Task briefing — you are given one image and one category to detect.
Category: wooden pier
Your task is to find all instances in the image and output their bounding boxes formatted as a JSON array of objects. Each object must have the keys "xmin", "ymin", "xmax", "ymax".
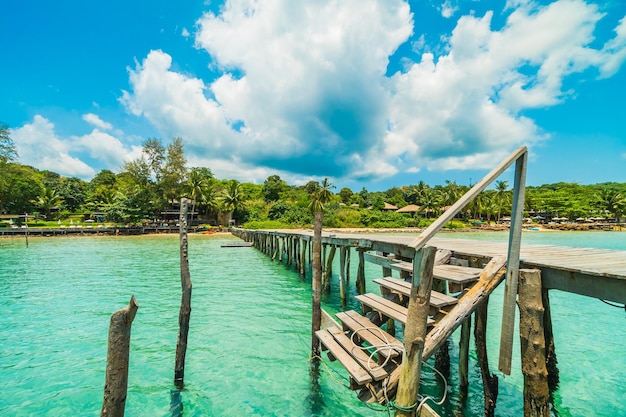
[{"xmin": 233, "ymin": 227, "xmax": 626, "ymax": 415}]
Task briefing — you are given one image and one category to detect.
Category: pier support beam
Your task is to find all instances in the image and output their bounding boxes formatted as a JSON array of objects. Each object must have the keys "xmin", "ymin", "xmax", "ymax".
[
  {"xmin": 518, "ymin": 269, "xmax": 550, "ymax": 417},
  {"xmin": 475, "ymin": 298, "xmax": 498, "ymax": 417},
  {"xmin": 323, "ymin": 245, "xmax": 336, "ymax": 293},
  {"xmin": 356, "ymin": 248, "xmax": 366, "ymax": 295},
  {"xmin": 542, "ymin": 289, "xmax": 559, "ymax": 393},
  {"xmin": 300, "ymin": 239, "xmax": 308, "ymax": 278},
  {"xmin": 395, "ymin": 246, "xmax": 436, "ymax": 417},
  {"xmin": 339, "ymin": 247, "xmax": 348, "ymax": 305},
  {"xmin": 459, "ymin": 315, "xmax": 471, "ymax": 395}
]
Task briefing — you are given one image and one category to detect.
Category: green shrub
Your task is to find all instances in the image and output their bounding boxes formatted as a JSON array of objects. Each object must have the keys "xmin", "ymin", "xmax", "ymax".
[{"xmin": 242, "ymin": 220, "xmax": 297, "ymax": 229}]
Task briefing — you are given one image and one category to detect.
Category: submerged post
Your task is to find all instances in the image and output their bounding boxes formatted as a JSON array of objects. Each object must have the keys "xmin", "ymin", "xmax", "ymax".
[
  {"xmin": 395, "ymin": 246, "xmax": 436, "ymax": 417},
  {"xmin": 356, "ymin": 248, "xmax": 366, "ymax": 295},
  {"xmin": 101, "ymin": 295, "xmax": 139, "ymax": 417},
  {"xmin": 174, "ymin": 198, "xmax": 193, "ymax": 389},
  {"xmin": 311, "ymin": 211, "xmax": 323, "ymax": 357}
]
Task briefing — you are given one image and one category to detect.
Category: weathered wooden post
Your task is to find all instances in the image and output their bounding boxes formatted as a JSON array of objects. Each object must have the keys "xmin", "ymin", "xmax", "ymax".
[
  {"xmin": 322, "ymin": 244, "xmax": 336, "ymax": 293},
  {"xmin": 395, "ymin": 246, "xmax": 436, "ymax": 417},
  {"xmin": 542, "ymin": 289, "xmax": 559, "ymax": 393},
  {"xmin": 339, "ymin": 247, "xmax": 348, "ymax": 305},
  {"xmin": 101, "ymin": 295, "xmax": 139, "ymax": 417},
  {"xmin": 458, "ymin": 316, "xmax": 471, "ymax": 395},
  {"xmin": 174, "ymin": 198, "xmax": 192, "ymax": 389},
  {"xmin": 356, "ymin": 248, "xmax": 366, "ymax": 295},
  {"xmin": 300, "ymin": 239, "xmax": 307, "ymax": 278},
  {"xmin": 475, "ymin": 297, "xmax": 498, "ymax": 417},
  {"xmin": 518, "ymin": 269, "xmax": 550, "ymax": 417},
  {"xmin": 311, "ymin": 212, "xmax": 323, "ymax": 357}
]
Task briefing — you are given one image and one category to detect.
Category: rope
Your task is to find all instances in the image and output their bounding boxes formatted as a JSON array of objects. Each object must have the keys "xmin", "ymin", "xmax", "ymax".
[{"xmin": 599, "ymin": 299, "xmax": 626, "ymax": 312}]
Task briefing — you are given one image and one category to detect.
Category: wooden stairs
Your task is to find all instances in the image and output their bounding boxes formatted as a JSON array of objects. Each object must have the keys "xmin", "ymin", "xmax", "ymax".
[{"xmin": 315, "ymin": 252, "xmax": 507, "ymax": 404}]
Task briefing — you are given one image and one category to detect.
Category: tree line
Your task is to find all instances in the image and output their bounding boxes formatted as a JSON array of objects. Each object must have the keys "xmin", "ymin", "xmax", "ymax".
[{"xmin": 1, "ymin": 125, "xmax": 624, "ymax": 228}]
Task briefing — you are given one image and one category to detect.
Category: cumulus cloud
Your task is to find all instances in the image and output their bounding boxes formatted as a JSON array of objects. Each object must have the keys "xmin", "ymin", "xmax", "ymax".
[
  {"xmin": 119, "ymin": 0, "xmax": 626, "ymax": 183},
  {"xmin": 12, "ymin": 115, "xmax": 141, "ymax": 179}
]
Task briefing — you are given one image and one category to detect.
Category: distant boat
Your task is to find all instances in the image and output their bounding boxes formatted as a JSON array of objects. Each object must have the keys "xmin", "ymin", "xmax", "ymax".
[{"xmin": 221, "ymin": 242, "xmax": 253, "ymax": 247}]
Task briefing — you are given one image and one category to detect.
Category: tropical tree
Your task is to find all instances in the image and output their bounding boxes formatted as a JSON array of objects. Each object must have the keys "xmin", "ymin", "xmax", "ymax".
[
  {"xmin": 160, "ymin": 137, "xmax": 188, "ymax": 204},
  {"xmin": 219, "ymin": 180, "xmax": 246, "ymax": 225},
  {"xmin": 598, "ymin": 189, "xmax": 626, "ymax": 222},
  {"xmin": 0, "ymin": 122, "xmax": 17, "ymax": 163},
  {"xmin": 262, "ymin": 175, "xmax": 286, "ymax": 202},
  {"xmin": 494, "ymin": 180, "xmax": 510, "ymax": 222},
  {"xmin": 186, "ymin": 167, "xmax": 213, "ymax": 222},
  {"xmin": 34, "ymin": 187, "xmax": 63, "ymax": 219},
  {"xmin": 309, "ymin": 178, "xmax": 334, "ymax": 357}
]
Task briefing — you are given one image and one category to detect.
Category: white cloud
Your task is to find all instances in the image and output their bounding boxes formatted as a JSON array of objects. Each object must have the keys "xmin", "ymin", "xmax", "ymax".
[
  {"xmin": 12, "ymin": 115, "xmax": 96, "ymax": 178},
  {"xmin": 12, "ymin": 115, "xmax": 141, "ymax": 179},
  {"xmin": 119, "ymin": 0, "xmax": 626, "ymax": 183},
  {"xmin": 181, "ymin": 27, "xmax": 190, "ymax": 38},
  {"xmin": 440, "ymin": 1, "xmax": 458, "ymax": 18},
  {"xmin": 82, "ymin": 113, "xmax": 113, "ymax": 130}
]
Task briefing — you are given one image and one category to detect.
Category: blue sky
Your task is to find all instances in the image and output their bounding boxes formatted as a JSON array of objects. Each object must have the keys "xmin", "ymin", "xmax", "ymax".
[{"xmin": 2, "ymin": 0, "xmax": 625, "ymax": 191}]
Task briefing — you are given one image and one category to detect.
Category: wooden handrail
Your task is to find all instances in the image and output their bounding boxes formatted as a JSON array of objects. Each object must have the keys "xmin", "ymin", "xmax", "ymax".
[{"xmin": 408, "ymin": 146, "xmax": 527, "ymax": 250}]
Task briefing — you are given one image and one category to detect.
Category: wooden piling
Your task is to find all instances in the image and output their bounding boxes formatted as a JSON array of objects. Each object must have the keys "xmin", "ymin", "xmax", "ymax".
[
  {"xmin": 542, "ymin": 288, "xmax": 559, "ymax": 393},
  {"xmin": 322, "ymin": 245, "xmax": 336, "ymax": 293},
  {"xmin": 395, "ymin": 246, "xmax": 436, "ymax": 417},
  {"xmin": 475, "ymin": 298, "xmax": 498, "ymax": 417},
  {"xmin": 339, "ymin": 247, "xmax": 348, "ymax": 305},
  {"xmin": 101, "ymin": 295, "xmax": 139, "ymax": 417},
  {"xmin": 311, "ymin": 212, "xmax": 323, "ymax": 357},
  {"xmin": 300, "ymin": 239, "xmax": 307, "ymax": 278},
  {"xmin": 459, "ymin": 315, "xmax": 471, "ymax": 395},
  {"xmin": 356, "ymin": 248, "xmax": 366, "ymax": 295},
  {"xmin": 518, "ymin": 269, "xmax": 550, "ymax": 417},
  {"xmin": 174, "ymin": 198, "xmax": 192, "ymax": 389}
]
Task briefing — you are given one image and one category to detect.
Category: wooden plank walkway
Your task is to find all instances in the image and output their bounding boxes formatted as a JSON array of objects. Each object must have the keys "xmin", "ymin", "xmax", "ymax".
[{"xmin": 233, "ymin": 229, "xmax": 626, "ymax": 303}]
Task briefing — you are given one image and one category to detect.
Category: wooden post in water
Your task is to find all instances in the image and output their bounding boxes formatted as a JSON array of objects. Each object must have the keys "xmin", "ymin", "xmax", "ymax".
[
  {"xmin": 518, "ymin": 269, "xmax": 550, "ymax": 417},
  {"xmin": 322, "ymin": 244, "xmax": 336, "ymax": 293},
  {"xmin": 459, "ymin": 316, "xmax": 471, "ymax": 395},
  {"xmin": 542, "ymin": 288, "xmax": 559, "ymax": 392},
  {"xmin": 339, "ymin": 247, "xmax": 348, "ymax": 305},
  {"xmin": 300, "ymin": 239, "xmax": 307, "ymax": 278},
  {"xmin": 475, "ymin": 298, "xmax": 498, "ymax": 417},
  {"xmin": 311, "ymin": 212, "xmax": 323, "ymax": 357},
  {"xmin": 356, "ymin": 248, "xmax": 366, "ymax": 295},
  {"xmin": 174, "ymin": 198, "xmax": 192, "ymax": 389},
  {"xmin": 101, "ymin": 295, "xmax": 139, "ymax": 417},
  {"xmin": 395, "ymin": 246, "xmax": 436, "ymax": 417}
]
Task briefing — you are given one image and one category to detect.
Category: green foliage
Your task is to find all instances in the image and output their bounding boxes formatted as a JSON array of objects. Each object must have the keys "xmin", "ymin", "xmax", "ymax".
[
  {"xmin": 242, "ymin": 220, "xmax": 298, "ymax": 229},
  {"xmin": 262, "ymin": 175, "xmax": 286, "ymax": 202},
  {"xmin": 0, "ymin": 122, "xmax": 17, "ymax": 163}
]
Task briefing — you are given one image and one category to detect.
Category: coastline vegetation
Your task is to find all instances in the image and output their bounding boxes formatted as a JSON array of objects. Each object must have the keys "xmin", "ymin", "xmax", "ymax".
[{"xmin": 1, "ymin": 128, "xmax": 625, "ymax": 230}]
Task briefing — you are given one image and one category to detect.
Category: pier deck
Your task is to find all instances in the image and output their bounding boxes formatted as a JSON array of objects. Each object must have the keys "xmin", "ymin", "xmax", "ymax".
[{"xmin": 234, "ymin": 229, "xmax": 626, "ymax": 304}]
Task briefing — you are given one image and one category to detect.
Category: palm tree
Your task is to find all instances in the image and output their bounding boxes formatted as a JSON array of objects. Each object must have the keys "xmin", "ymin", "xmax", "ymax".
[
  {"xmin": 420, "ymin": 188, "xmax": 441, "ymax": 218},
  {"xmin": 186, "ymin": 169, "xmax": 210, "ymax": 223},
  {"xmin": 219, "ymin": 180, "xmax": 245, "ymax": 226},
  {"xmin": 34, "ymin": 187, "xmax": 63, "ymax": 219},
  {"xmin": 598, "ymin": 189, "xmax": 626, "ymax": 224},
  {"xmin": 309, "ymin": 178, "xmax": 334, "ymax": 356},
  {"xmin": 494, "ymin": 180, "xmax": 510, "ymax": 222}
]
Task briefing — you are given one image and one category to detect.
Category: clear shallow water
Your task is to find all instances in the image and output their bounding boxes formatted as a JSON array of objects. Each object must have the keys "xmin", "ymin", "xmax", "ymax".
[{"xmin": 0, "ymin": 231, "xmax": 624, "ymax": 416}]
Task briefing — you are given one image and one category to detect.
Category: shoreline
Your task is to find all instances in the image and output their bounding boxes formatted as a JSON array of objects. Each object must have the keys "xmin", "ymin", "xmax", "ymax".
[{"xmin": 1, "ymin": 223, "xmax": 622, "ymax": 240}]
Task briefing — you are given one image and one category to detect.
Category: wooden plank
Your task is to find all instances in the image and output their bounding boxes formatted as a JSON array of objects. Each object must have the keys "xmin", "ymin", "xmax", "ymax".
[
  {"xmin": 326, "ymin": 326, "xmax": 388, "ymax": 381},
  {"xmin": 373, "ymin": 277, "xmax": 457, "ymax": 308},
  {"xmin": 336, "ymin": 310, "xmax": 401, "ymax": 359},
  {"xmin": 355, "ymin": 293, "xmax": 435, "ymax": 326},
  {"xmin": 315, "ymin": 329, "xmax": 372, "ymax": 387}
]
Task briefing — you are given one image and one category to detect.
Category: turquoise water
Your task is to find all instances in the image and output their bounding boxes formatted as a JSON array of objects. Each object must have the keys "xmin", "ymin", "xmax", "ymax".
[{"xmin": 0, "ymin": 231, "xmax": 624, "ymax": 416}]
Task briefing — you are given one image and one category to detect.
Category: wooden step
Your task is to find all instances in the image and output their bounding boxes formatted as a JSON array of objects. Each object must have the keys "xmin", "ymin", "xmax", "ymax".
[
  {"xmin": 373, "ymin": 276, "xmax": 457, "ymax": 314},
  {"xmin": 389, "ymin": 262, "xmax": 482, "ymax": 292},
  {"xmin": 335, "ymin": 310, "xmax": 401, "ymax": 360},
  {"xmin": 316, "ymin": 328, "xmax": 372, "ymax": 388},
  {"xmin": 326, "ymin": 326, "xmax": 389, "ymax": 381},
  {"xmin": 355, "ymin": 293, "xmax": 435, "ymax": 327}
]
